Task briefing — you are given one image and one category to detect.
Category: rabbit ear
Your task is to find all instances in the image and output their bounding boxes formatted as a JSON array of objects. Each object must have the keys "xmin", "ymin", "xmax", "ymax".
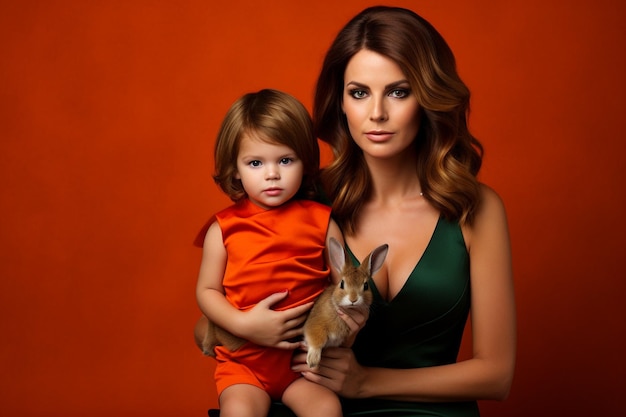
[
  {"xmin": 328, "ymin": 237, "xmax": 346, "ymax": 273},
  {"xmin": 365, "ymin": 244, "xmax": 389, "ymax": 276}
]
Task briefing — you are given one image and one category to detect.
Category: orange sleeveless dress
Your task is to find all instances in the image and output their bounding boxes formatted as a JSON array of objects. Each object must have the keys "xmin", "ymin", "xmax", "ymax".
[{"xmin": 212, "ymin": 198, "xmax": 331, "ymax": 400}]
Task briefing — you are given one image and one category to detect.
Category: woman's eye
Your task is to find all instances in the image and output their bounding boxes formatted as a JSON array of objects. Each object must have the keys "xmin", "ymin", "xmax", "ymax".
[
  {"xmin": 389, "ymin": 89, "xmax": 409, "ymax": 98},
  {"xmin": 350, "ymin": 89, "xmax": 368, "ymax": 99}
]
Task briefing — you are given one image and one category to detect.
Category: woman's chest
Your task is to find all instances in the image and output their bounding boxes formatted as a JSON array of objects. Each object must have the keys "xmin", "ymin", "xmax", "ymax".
[{"xmin": 348, "ymin": 206, "xmax": 439, "ymax": 301}]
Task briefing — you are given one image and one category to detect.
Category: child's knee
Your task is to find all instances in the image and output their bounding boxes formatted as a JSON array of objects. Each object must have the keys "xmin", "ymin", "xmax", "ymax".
[
  {"xmin": 220, "ymin": 384, "xmax": 271, "ymax": 417},
  {"xmin": 282, "ymin": 378, "xmax": 342, "ymax": 417}
]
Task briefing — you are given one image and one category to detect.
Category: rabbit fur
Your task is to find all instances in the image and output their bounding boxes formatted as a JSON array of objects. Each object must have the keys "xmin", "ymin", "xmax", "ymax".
[
  {"xmin": 303, "ymin": 237, "xmax": 388, "ymax": 369},
  {"xmin": 200, "ymin": 315, "xmax": 245, "ymax": 357}
]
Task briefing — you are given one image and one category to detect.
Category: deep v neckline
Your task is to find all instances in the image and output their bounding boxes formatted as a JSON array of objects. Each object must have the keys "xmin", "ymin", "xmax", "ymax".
[{"xmin": 346, "ymin": 216, "xmax": 443, "ymax": 304}]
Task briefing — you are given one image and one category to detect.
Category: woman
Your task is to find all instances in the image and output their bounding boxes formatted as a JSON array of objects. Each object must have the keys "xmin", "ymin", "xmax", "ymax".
[
  {"xmin": 203, "ymin": 6, "xmax": 515, "ymax": 417},
  {"xmin": 289, "ymin": 6, "xmax": 516, "ymax": 416}
]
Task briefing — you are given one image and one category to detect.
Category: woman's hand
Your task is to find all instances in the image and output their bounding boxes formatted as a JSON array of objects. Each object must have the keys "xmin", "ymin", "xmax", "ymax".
[
  {"xmin": 292, "ymin": 346, "xmax": 368, "ymax": 398},
  {"xmin": 337, "ymin": 306, "xmax": 369, "ymax": 347},
  {"xmin": 241, "ymin": 291, "xmax": 313, "ymax": 349},
  {"xmin": 287, "ymin": 301, "xmax": 370, "ymax": 396}
]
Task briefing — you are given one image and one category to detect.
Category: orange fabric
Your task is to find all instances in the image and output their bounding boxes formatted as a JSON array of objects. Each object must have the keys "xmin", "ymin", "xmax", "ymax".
[
  {"xmin": 212, "ymin": 198, "xmax": 332, "ymax": 399},
  {"xmin": 213, "ymin": 344, "xmax": 300, "ymax": 400},
  {"xmin": 216, "ymin": 199, "xmax": 331, "ymax": 311}
]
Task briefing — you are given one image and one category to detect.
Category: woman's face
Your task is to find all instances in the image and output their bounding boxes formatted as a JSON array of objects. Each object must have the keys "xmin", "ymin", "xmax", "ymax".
[{"xmin": 342, "ymin": 49, "xmax": 420, "ymax": 161}]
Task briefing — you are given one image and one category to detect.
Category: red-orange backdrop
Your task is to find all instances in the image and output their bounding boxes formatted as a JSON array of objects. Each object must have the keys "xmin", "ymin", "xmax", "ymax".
[{"xmin": 1, "ymin": 1, "xmax": 624, "ymax": 416}]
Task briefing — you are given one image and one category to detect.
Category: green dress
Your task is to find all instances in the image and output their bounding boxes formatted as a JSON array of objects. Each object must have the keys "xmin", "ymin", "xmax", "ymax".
[{"xmin": 341, "ymin": 216, "xmax": 479, "ymax": 417}]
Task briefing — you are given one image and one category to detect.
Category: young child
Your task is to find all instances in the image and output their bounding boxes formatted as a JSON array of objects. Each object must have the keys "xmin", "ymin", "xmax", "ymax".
[{"xmin": 195, "ymin": 89, "xmax": 343, "ymax": 417}]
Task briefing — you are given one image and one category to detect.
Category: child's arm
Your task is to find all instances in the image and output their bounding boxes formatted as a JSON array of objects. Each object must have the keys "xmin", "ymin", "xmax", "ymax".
[
  {"xmin": 195, "ymin": 221, "xmax": 235, "ymax": 335},
  {"xmin": 196, "ymin": 221, "xmax": 311, "ymax": 349}
]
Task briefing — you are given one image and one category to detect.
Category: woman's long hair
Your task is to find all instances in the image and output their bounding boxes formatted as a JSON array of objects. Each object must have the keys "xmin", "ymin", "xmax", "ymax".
[{"xmin": 315, "ymin": 6, "xmax": 483, "ymax": 235}]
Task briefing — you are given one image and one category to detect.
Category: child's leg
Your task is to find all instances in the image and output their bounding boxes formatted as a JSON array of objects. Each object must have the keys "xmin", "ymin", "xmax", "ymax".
[
  {"xmin": 282, "ymin": 377, "xmax": 342, "ymax": 417},
  {"xmin": 219, "ymin": 384, "xmax": 271, "ymax": 417}
]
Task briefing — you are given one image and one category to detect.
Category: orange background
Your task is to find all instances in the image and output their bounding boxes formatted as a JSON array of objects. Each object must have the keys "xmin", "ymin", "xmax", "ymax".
[{"xmin": 1, "ymin": 1, "xmax": 624, "ymax": 416}]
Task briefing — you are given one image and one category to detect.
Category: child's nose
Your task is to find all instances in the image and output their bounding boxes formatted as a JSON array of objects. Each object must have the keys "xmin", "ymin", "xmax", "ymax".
[{"xmin": 265, "ymin": 165, "xmax": 280, "ymax": 180}]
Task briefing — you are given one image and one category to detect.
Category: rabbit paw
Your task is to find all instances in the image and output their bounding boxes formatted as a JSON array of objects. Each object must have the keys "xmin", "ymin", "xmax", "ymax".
[{"xmin": 306, "ymin": 348, "xmax": 322, "ymax": 369}]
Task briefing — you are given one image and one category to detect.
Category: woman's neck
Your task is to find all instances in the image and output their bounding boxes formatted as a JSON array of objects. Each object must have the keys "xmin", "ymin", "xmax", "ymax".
[{"xmin": 365, "ymin": 154, "xmax": 422, "ymax": 205}]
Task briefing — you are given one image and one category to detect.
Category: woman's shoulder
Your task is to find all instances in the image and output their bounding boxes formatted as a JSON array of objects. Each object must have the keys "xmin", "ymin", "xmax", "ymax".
[
  {"xmin": 462, "ymin": 183, "xmax": 508, "ymax": 246},
  {"xmin": 478, "ymin": 183, "xmax": 506, "ymax": 211}
]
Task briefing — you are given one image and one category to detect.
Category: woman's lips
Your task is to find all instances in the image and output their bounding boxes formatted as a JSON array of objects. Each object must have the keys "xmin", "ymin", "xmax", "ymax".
[{"xmin": 365, "ymin": 131, "xmax": 393, "ymax": 142}]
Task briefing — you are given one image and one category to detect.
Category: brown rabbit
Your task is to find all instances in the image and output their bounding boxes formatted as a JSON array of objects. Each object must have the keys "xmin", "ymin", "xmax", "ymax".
[
  {"xmin": 303, "ymin": 237, "xmax": 388, "ymax": 369},
  {"xmin": 200, "ymin": 316, "xmax": 246, "ymax": 357}
]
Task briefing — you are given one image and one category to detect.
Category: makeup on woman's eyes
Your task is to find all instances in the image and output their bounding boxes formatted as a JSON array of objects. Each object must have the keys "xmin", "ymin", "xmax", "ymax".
[
  {"xmin": 347, "ymin": 88, "xmax": 368, "ymax": 99},
  {"xmin": 388, "ymin": 88, "xmax": 411, "ymax": 98},
  {"xmin": 345, "ymin": 82, "xmax": 412, "ymax": 99}
]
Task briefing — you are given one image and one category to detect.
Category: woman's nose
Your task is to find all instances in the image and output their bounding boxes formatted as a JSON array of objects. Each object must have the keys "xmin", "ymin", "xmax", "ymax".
[{"xmin": 369, "ymin": 97, "xmax": 388, "ymax": 121}]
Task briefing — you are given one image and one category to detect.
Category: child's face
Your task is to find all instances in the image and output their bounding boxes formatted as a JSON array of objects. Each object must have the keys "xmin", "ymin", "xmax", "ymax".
[{"xmin": 235, "ymin": 133, "xmax": 303, "ymax": 210}]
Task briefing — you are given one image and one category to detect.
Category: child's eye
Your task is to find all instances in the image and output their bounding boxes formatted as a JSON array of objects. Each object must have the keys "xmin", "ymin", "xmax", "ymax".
[
  {"xmin": 248, "ymin": 160, "xmax": 262, "ymax": 167},
  {"xmin": 279, "ymin": 158, "xmax": 293, "ymax": 165}
]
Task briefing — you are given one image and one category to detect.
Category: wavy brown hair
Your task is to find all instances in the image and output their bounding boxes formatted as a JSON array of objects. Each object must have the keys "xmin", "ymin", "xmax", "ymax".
[
  {"xmin": 213, "ymin": 89, "xmax": 319, "ymax": 202},
  {"xmin": 315, "ymin": 6, "xmax": 483, "ymax": 235}
]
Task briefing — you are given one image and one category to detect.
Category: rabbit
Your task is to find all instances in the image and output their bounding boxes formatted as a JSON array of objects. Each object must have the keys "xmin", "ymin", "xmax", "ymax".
[
  {"xmin": 200, "ymin": 315, "xmax": 246, "ymax": 357},
  {"xmin": 303, "ymin": 237, "xmax": 388, "ymax": 369}
]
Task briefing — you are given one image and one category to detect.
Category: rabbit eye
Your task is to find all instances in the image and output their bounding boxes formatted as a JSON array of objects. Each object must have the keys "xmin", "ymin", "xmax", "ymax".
[
  {"xmin": 363, "ymin": 281, "xmax": 369, "ymax": 291},
  {"xmin": 339, "ymin": 280, "xmax": 345, "ymax": 289}
]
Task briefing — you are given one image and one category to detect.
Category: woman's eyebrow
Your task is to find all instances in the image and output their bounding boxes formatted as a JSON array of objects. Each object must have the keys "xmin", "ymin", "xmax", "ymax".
[
  {"xmin": 385, "ymin": 80, "xmax": 410, "ymax": 88},
  {"xmin": 344, "ymin": 80, "xmax": 410, "ymax": 89},
  {"xmin": 345, "ymin": 81, "xmax": 368, "ymax": 88}
]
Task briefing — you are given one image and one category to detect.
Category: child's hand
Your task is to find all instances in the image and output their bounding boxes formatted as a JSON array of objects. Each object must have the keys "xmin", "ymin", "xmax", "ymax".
[{"xmin": 242, "ymin": 291, "xmax": 313, "ymax": 349}]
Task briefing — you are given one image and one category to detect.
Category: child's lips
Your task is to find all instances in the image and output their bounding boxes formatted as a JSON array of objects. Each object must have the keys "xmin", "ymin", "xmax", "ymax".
[{"xmin": 263, "ymin": 187, "xmax": 282, "ymax": 196}]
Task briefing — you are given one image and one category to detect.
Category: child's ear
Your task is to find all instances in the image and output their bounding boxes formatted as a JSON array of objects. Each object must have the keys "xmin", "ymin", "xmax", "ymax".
[{"xmin": 234, "ymin": 171, "xmax": 241, "ymax": 179}]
